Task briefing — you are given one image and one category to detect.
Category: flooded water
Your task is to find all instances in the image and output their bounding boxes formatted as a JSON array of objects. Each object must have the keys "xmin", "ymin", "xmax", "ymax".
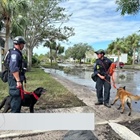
[{"xmin": 44, "ymin": 66, "xmax": 140, "ymax": 112}]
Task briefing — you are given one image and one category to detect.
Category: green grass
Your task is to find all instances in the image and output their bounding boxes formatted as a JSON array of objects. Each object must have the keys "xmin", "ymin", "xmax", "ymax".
[{"xmin": 0, "ymin": 68, "xmax": 85, "ymax": 111}]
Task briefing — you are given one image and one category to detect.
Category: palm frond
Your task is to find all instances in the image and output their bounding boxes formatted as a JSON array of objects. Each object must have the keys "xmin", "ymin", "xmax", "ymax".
[{"xmin": 116, "ymin": 0, "xmax": 140, "ymax": 15}]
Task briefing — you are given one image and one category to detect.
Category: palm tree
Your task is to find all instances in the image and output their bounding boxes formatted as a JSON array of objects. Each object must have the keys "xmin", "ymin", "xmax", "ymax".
[
  {"xmin": 58, "ymin": 46, "xmax": 64, "ymax": 54},
  {"xmin": 116, "ymin": 0, "xmax": 140, "ymax": 15},
  {"xmin": 107, "ymin": 41, "xmax": 116, "ymax": 55},
  {"xmin": 108, "ymin": 38, "xmax": 126, "ymax": 68},
  {"xmin": 44, "ymin": 40, "xmax": 56, "ymax": 66},
  {"xmin": 54, "ymin": 43, "xmax": 60, "ymax": 63},
  {"xmin": 125, "ymin": 33, "xmax": 140, "ymax": 67},
  {"xmin": 0, "ymin": 0, "xmax": 29, "ymax": 52},
  {"xmin": 116, "ymin": 1, "xmax": 140, "ymax": 66},
  {"xmin": 54, "ymin": 43, "xmax": 64, "ymax": 62}
]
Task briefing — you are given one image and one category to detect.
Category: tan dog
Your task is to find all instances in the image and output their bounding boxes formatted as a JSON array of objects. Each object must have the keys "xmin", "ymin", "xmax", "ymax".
[{"xmin": 111, "ymin": 86, "xmax": 140, "ymax": 116}]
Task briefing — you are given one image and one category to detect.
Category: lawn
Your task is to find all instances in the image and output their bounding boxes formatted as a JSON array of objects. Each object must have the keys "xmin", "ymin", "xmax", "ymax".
[{"xmin": 0, "ymin": 68, "xmax": 85, "ymax": 112}]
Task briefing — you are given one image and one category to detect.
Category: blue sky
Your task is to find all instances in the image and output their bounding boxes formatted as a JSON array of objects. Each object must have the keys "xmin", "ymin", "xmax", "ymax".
[{"xmin": 33, "ymin": 0, "xmax": 140, "ymax": 55}]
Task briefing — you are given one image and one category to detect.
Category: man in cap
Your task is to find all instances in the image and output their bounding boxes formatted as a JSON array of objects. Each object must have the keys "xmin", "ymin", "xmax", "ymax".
[
  {"xmin": 8, "ymin": 36, "xmax": 26, "ymax": 113},
  {"xmin": 93, "ymin": 49, "xmax": 112, "ymax": 108}
]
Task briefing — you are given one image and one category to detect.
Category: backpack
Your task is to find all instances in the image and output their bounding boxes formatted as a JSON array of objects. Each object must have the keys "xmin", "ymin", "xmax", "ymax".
[
  {"xmin": 1, "ymin": 49, "xmax": 12, "ymax": 83},
  {"xmin": 108, "ymin": 63, "xmax": 116, "ymax": 76},
  {"xmin": 91, "ymin": 73, "xmax": 97, "ymax": 82},
  {"xmin": 1, "ymin": 69, "xmax": 8, "ymax": 82}
]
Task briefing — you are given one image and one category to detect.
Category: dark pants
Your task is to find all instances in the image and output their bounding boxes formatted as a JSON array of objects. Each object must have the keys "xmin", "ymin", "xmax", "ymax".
[
  {"xmin": 8, "ymin": 75, "xmax": 21, "ymax": 113},
  {"xmin": 95, "ymin": 75, "xmax": 111, "ymax": 104}
]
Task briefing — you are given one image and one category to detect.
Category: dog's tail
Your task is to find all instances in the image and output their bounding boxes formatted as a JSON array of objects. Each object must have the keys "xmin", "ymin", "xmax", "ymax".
[
  {"xmin": 130, "ymin": 95, "xmax": 140, "ymax": 101},
  {"xmin": 0, "ymin": 97, "xmax": 7, "ymax": 110}
]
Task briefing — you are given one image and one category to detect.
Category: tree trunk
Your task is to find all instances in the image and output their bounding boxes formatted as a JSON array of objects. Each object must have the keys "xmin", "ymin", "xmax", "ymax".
[
  {"xmin": 4, "ymin": 34, "xmax": 9, "ymax": 53},
  {"xmin": 54, "ymin": 49, "xmax": 57, "ymax": 63},
  {"xmin": 132, "ymin": 48, "xmax": 135, "ymax": 69},
  {"xmin": 3, "ymin": 19, "xmax": 11, "ymax": 70},
  {"xmin": 116, "ymin": 50, "xmax": 120, "ymax": 82},
  {"xmin": 117, "ymin": 50, "xmax": 120, "ymax": 70},
  {"xmin": 79, "ymin": 59, "xmax": 81, "ymax": 64},
  {"xmin": 4, "ymin": 19, "xmax": 11, "ymax": 53},
  {"xmin": 27, "ymin": 47, "xmax": 33, "ymax": 71},
  {"xmin": 50, "ymin": 48, "xmax": 52, "ymax": 66}
]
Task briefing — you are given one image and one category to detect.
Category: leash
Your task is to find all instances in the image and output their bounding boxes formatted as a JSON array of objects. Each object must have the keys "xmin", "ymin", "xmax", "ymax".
[
  {"xmin": 104, "ymin": 77, "xmax": 117, "ymax": 89},
  {"xmin": 19, "ymin": 87, "xmax": 24, "ymax": 100},
  {"xmin": 19, "ymin": 87, "xmax": 39, "ymax": 100}
]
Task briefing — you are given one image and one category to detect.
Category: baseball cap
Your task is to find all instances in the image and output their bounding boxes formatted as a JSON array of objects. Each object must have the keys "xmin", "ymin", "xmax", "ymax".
[{"xmin": 95, "ymin": 49, "xmax": 105, "ymax": 55}]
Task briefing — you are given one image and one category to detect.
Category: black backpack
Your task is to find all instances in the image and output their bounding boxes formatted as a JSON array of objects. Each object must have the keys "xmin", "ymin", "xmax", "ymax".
[
  {"xmin": 1, "ymin": 49, "xmax": 27, "ymax": 83},
  {"xmin": 1, "ymin": 49, "xmax": 12, "ymax": 83}
]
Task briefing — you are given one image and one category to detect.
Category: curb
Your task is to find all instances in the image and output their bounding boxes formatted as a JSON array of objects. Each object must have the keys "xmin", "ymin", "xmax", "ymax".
[
  {"xmin": 0, "ymin": 130, "xmax": 48, "ymax": 139},
  {"xmin": 109, "ymin": 122, "xmax": 140, "ymax": 140}
]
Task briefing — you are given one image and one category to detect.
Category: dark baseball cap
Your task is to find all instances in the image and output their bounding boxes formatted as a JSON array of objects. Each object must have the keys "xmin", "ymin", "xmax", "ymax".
[{"xmin": 95, "ymin": 49, "xmax": 105, "ymax": 55}]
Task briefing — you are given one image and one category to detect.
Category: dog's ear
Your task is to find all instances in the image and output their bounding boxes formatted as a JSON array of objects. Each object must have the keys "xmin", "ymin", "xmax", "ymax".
[
  {"xmin": 123, "ymin": 86, "xmax": 126, "ymax": 90},
  {"xmin": 34, "ymin": 87, "xmax": 43, "ymax": 93}
]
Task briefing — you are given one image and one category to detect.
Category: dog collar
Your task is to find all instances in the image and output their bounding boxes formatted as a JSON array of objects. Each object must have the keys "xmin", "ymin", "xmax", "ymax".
[{"xmin": 32, "ymin": 92, "xmax": 39, "ymax": 100}]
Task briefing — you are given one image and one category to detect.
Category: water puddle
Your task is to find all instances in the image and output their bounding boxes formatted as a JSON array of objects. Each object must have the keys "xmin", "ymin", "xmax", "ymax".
[{"xmin": 44, "ymin": 67, "xmax": 140, "ymax": 112}]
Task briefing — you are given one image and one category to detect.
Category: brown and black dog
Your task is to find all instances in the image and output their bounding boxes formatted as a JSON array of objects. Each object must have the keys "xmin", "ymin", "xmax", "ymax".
[
  {"xmin": 111, "ymin": 86, "xmax": 140, "ymax": 116},
  {"xmin": 0, "ymin": 87, "xmax": 46, "ymax": 113}
]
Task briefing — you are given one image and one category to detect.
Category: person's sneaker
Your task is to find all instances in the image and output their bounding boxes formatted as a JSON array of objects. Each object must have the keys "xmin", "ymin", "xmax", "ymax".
[
  {"xmin": 104, "ymin": 103, "xmax": 111, "ymax": 108},
  {"xmin": 95, "ymin": 102, "xmax": 103, "ymax": 105}
]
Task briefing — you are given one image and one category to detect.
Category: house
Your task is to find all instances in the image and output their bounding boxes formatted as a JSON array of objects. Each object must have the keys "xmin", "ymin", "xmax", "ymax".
[
  {"xmin": 107, "ymin": 53, "xmax": 128, "ymax": 63},
  {"xmin": 85, "ymin": 50, "xmax": 97, "ymax": 63},
  {"xmin": 85, "ymin": 51, "xmax": 128, "ymax": 64}
]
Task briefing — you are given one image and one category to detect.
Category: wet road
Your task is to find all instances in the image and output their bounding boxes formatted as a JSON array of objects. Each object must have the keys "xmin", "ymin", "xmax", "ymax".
[{"xmin": 44, "ymin": 68, "xmax": 140, "ymax": 112}]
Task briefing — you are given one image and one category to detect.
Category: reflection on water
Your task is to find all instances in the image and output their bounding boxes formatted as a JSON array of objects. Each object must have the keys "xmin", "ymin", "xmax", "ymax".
[
  {"xmin": 44, "ymin": 68, "xmax": 95, "ymax": 90},
  {"xmin": 111, "ymin": 70, "xmax": 140, "ymax": 112},
  {"xmin": 44, "ymin": 68, "xmax": 140, "ymax": 112},
  {"xmin": 113, "ymin": 70, "xmax": 140, "ymax": 94}
]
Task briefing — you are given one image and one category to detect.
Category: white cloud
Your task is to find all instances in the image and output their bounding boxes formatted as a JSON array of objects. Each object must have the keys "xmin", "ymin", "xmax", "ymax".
[
  {"xmin": 60, "ymin": 0, "xmax": 140, "ymax": 44},
  {"xmin": 34, "ymin": 0, "xmax": 140, "ymax": 54}
]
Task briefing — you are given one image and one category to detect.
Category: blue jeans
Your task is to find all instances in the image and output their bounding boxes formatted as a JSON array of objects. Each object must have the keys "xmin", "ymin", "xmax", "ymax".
[
  {"xmin": 8, "ymin": 75, "xmax": 21, "ymax": 113},
  {"xmin": 95, "ymin": 75, "xmax": 111, "ymax": 104}
]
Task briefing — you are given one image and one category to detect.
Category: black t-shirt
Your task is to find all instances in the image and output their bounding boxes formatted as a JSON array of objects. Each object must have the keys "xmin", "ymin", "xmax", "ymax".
[{"xmin": 94, "ymin": 57, "xmax": 112, "ymax": 76}]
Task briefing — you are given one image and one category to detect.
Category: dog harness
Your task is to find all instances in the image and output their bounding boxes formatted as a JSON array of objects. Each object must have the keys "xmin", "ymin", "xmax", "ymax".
[{"xmin": 19, "ymin": 87, "xmax": 39, "ymax": 100}]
